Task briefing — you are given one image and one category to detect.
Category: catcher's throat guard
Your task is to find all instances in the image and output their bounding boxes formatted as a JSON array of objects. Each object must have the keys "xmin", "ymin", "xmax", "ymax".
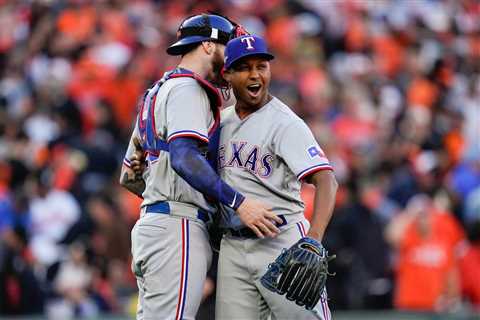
[{"xmin": 260, "ymin": 237, "xmax": 335, "ymax": 310}]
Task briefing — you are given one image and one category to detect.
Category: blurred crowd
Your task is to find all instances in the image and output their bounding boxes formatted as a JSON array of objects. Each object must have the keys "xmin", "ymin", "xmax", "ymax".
[{"xmin": 0, "ymin": 0, "xmax": 479, "ymax": 318}]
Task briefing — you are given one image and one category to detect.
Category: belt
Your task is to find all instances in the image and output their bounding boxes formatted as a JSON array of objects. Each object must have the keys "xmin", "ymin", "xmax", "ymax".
[
  {"xmin": 227, "ymin": 215, "xmax": 288, "ymax": 239},
  {"xmin": 145, "ymin": 201, "xmax": 211, "ymax": 224}
]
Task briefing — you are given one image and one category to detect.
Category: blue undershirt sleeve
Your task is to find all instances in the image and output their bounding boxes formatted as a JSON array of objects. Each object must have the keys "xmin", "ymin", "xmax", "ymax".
[{"xmin": 169, "ymin": 137, "xmax": 245, "ymax": 210}]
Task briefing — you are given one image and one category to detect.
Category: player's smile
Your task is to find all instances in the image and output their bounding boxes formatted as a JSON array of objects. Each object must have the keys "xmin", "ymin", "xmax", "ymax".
[
  {"xmin": 227, "ymin": 56, "xmax": 271, "ymax": 110},
  {"xmin": 246, "ymin": 83, "xmax": 262, "ymax": 98}
]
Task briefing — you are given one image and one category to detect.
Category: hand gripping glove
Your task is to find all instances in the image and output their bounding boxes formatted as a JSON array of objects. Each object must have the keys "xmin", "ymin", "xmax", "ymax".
[{"xmin": 260, "ymin": 237, "xmax": 335, "ymax": 310}]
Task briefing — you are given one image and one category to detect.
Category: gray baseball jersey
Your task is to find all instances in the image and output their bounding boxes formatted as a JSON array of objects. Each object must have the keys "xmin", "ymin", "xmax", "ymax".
[
  {"xmin": 123, "ymin": 76, "xmax": 217, "ymax": 215},
  {"xmin": 215, "ymin": 96, "xmax": 333, "ymax": 319},
  {"xmin": 125, "ymin": 75, "xmax": 217, "ymax": 320},
  {"xmin": 218, "ymin": 96, "xmax": 332, "ymax": 229}
]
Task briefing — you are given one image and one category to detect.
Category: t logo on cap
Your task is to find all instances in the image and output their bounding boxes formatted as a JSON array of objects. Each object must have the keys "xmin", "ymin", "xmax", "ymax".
[
  {"xmin": 224, "ymin": 34, "xmax": 274, "ymax": 70},
  {"xmin": 241, "ymin": 36, "xmax": 255, "ymax": 50}
]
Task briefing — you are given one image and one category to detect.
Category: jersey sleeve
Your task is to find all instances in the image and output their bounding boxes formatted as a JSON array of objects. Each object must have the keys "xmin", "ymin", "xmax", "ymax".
[
  {"xmin": 276, "ymin": 120, "xmax": 333, "ymax": 181},
  {"xmin": 122, "ymin": 118, "xmax": 141, "ymax": 169},
  {"xmin": 165, "ymin": 81, "xmax": 211, "ymax": 144}
]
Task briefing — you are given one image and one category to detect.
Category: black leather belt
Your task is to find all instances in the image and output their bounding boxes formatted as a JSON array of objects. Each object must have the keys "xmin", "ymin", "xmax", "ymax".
[{"xmin": 227, "ymin": 215, "xmax": 287, "ymax": 239}]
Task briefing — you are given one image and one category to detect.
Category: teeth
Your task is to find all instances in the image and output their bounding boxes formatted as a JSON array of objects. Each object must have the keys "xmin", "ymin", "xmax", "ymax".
[{"xmin": 248, "ymin": 84, "xmax": 261, "ymax": 89}]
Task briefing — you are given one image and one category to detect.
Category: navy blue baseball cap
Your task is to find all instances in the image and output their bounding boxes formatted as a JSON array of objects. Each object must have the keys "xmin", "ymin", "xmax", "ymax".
[{"xmin": 224, "ymin": 35, "xmax": 274, "ymax": 70}]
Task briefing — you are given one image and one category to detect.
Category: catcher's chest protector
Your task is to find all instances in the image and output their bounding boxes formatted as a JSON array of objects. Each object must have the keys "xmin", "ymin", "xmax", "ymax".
[{"xmin": 137, "ymin": 68, "xmax": 221, "ymax": 170}]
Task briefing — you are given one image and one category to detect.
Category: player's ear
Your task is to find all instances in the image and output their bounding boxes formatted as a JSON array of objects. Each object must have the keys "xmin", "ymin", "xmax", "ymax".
[{"xmin": 201, "ymin": 41, "xmax": 214, "ymax": 55}]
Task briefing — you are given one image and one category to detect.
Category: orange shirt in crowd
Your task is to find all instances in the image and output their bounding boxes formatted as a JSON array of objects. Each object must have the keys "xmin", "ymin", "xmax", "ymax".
[
  {"xmin": 57, "ymin": 5, "xmax": 96, "ymax": 43},
  {"xmin": 443, "ymin": 129, "xmax": 465, "ymax": 165},
  {"xmin": 407, "ymin": 77, "xmax": 439, "ymax": 108},
  {"xmin": 104, "ymin": 75, "xmax": 143, "ymax": 130},
  {"xmin": 345, "ymin": 17, "xmax": 368, "ymax": 52},
  {"xmin": 301, "ymin": 184, "xmax": 315, "ymax": 222},
  {"xmin": 459, "ymin": 244, "xmax": 480, "ymax": 308},
  {"xmin": 372, "ymin": 35, "xmax": 405, "ymax": 78},
  {"xmin": 395, "ymin": 211, "xmax": 464, "ymax": 311}
]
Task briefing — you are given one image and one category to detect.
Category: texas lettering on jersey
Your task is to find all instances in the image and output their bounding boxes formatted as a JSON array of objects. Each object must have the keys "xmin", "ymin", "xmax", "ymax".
[{"xmin": 218, "ymin": 141, "xmax": 274, "ymax": 178}]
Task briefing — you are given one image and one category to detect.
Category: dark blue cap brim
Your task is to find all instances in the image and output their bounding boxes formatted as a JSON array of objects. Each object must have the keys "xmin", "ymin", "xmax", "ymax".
[
  {"xmin": 166, "ymin": 36, "xmax": 212, "ymax": 55},
  {"xmin": 226, "ymin": 52, "xmax": 275, "ymax": 70}
]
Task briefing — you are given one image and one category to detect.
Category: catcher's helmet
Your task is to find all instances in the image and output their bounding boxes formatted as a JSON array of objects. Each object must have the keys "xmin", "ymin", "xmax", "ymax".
[{"xmin": 167, "ymin": 14, "xmax": 236, "ymax": 56}]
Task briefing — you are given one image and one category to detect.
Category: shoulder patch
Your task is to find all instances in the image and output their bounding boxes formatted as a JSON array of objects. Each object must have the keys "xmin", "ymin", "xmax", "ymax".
[{"xmin": 307, "ymin": 145, "xmax": 325, "ymax": 158}]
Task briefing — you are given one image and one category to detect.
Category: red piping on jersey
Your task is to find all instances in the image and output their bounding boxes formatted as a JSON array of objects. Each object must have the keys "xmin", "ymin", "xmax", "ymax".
[
  {"xmin": 175, "ymin": 219, "xmax": 187, "ymax": 320},
  {"xmin": 299, "ymin": 166, "xmax": 333, "ymax": 181},
  {"xmin": 138, "ymin": 102, "xmax": 145, "ymax": 131},
  {"xmin": 168, "ymin": 132, "xmax": 209, "ymax": 143}
]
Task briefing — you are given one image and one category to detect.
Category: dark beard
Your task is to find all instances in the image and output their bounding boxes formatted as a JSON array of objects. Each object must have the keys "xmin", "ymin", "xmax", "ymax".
[{"xmin": 208, "ymin": 49, "xmax": 228, "ymax": 87}]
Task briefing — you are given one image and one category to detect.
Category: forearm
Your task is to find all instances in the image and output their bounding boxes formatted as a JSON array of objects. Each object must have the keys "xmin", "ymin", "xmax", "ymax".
[
  {"xmin": 170, "ymin": 138, "xmax": 245, "ymax": 210},
  {"xmin": 306, "ymin": 170, "xmax": 338, "ymax": 241},
  {"xmin": 119, "ymin": 166, "xmax": 145, "ymax": 198}
]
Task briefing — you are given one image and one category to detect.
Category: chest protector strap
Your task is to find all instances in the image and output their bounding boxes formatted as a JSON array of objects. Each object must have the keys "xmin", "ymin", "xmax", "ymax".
[{"xmin": 137, "ymin": 68, "xmax": 221, "ymax": 158}]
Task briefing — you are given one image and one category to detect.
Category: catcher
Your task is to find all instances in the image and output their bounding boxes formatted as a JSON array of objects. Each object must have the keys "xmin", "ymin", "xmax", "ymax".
[{"xmin": 214, "ymin": 35, "xmax": 338, "ymax": 320}]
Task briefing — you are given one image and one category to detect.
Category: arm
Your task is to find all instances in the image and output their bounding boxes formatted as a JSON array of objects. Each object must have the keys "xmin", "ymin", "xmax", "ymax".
[
  {"xmin": 170, "ymin": 137, "xmax": 282, "ymax": 237},
  {"xmin": 304, "ymin": 170, "xmax": 338, "ymax": 241},
  {"xmin": 170, "ymin": 137, "xmax": 245, "ymax": 209}
]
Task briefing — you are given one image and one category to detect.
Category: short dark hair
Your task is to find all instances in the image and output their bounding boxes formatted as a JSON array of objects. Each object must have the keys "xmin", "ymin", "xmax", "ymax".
[{"xmin": 180, "ymin": 42, "xmax": 202, "ymax": 57}]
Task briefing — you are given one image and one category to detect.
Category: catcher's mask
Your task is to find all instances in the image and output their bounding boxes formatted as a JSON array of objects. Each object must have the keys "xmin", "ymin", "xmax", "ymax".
[
  {"xmin": 167, "ymin": 13, "xmax": 247, "ymax": 56},
  {"xmin": 167, "ymin": 13, "xmax": 250, "ymax": 100}
]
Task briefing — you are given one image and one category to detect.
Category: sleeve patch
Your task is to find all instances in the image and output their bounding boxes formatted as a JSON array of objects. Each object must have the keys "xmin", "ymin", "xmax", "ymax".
[{"xmin": 307, "ymin": 146, "xmax": 325, "ymax": 158}]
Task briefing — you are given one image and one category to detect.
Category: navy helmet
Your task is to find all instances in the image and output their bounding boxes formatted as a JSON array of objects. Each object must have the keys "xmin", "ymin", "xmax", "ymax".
[
  {"xmin": 167, "ymin": 14, "xmax": 241, "ymax": 56},
  {"xmin": 224, "ymin": 35, "xmax": 274, "ymax": 70}
]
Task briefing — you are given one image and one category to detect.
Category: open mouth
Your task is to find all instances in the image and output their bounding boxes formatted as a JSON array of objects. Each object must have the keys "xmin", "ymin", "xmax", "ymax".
[{"xmin": 247, "ymin": 84, "xmax": 261, "ymax": 96}]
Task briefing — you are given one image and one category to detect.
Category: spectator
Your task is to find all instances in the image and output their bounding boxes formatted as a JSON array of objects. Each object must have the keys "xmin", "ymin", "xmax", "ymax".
[
  {"xmin": 49, "ymin": 241, "xmax": 97, "ymax": 319},
  {"xmin": 386, "ymin": 194, "xmax": 465, "ymax": 312},
  {"xmin": 459, "ymin": 220, "xmax": 480, "ymax": 311},
  {"xmin": 27, "ymin": 171, "xmax": 81, "ymax": 268},
  {"xmin": 0, "ymin": 189, "xmax": 43, "ymax": 315}
]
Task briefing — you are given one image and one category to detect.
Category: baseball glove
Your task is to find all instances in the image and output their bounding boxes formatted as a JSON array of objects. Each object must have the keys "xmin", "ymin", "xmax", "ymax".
[
  {"xmin": 260, "ymin": 237, "xmax": 335, "ymax": 310},
  {"xmin": 207, "ymin": 212, "xmax": 224, "ymax": 252}
]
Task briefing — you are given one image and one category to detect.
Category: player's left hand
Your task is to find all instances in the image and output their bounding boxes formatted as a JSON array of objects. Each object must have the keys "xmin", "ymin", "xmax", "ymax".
[
  {"xmin": 236, "ymin": 198, "xmax": 283, "ymax": 238},
  {"xmin": 260, "ymin": 237, "xmax": 335, "ymax": 310}
]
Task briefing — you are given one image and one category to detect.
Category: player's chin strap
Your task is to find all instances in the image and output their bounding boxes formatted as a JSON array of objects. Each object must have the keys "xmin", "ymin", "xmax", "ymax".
[
  {"xmin": 219, "ymin": 68, "xmax": 231, "ymax": 101},
  {"xmin": 220, "ymin": 86, "xmax": 231, "ymax": 102}
]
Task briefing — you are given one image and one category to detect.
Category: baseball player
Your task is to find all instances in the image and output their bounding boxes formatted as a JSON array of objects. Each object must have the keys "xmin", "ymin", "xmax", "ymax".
[
  {"xmin": 120, "ymin": 15, "xmax": 282, "ymax": 320},
  {"xmin": 215, "ymin": 35, "xmax": 338, "ymax": 319}
]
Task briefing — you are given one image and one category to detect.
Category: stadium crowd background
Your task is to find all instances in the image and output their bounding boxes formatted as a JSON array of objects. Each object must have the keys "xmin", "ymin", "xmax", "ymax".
[{"xmin": 0, "ymin": 0, "xmax": 479, "ymax": 318}]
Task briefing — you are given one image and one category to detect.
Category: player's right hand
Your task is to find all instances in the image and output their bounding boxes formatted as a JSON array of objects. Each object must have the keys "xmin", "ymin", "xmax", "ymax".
[
  {"xmin": 236, "ymin": 198, "xmax": 283, "ymax": 238},
  {"xmin": 131, "ymin": 137, "xmax": 146, "ymax": 179}
]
